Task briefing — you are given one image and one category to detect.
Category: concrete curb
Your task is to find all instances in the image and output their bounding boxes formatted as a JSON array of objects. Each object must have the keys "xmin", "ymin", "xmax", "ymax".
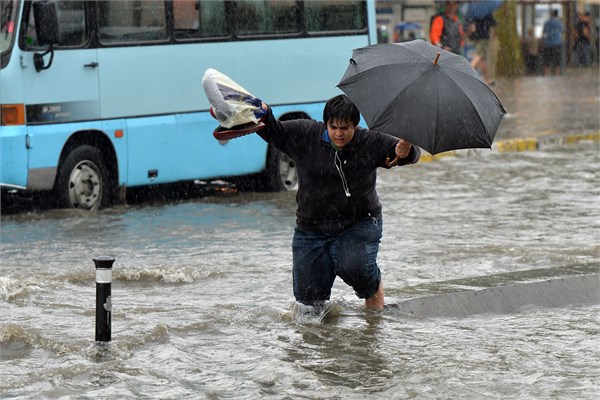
[
  {"xmin": 391, "ymin": 273, "xmax": 600, "ymax": 318},
  {"xmin": 418, "ymin": 131, "xmax": 600, "ymax": 163}
]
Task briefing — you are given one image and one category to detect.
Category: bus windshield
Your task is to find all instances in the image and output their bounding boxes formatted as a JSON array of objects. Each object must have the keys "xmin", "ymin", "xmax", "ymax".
[{"xmin": 0, "ymin": 0, "xmax": 17, "ymax": 54}]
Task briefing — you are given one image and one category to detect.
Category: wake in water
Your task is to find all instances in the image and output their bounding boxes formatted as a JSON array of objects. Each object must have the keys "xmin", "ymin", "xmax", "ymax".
[{"xmin": 290, "ymin": 301, "xmax": 345, "ymax": 324}]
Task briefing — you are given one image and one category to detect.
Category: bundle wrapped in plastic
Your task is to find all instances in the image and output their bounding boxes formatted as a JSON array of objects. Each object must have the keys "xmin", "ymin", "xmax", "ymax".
[{"xmin": 202, "ymin": 68, "xmax": 267, "ymax": 140}]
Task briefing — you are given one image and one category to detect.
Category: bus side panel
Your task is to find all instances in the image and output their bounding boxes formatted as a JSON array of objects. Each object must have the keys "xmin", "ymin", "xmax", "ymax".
[
  {"xmin": 0, "ymin": 126, "xmax": 28, "ymax": 189},
  {"xmin": 206, "ymin": 37, "xmax": 371, "ymax": 109},
  {"xmin": 25, "ymin": 121, "xmax": 113, "ymax": 190},
  {"xmin": 97, "ymin": 45, "xmax": 270, "ymax": 183},
  {"xmin": 123, "ymin": 111, "xmax": 268, "ymax": 187},
  {"xmin": 20, "ymin": 48, "xmax": 100, "ymax": 120},
  {"xmin": 100, "ymin": 119, "xmax": 128, "ymax": 186},
  {"xmin": 367, "ymin": 0, "xmax": 378, "ymax": 45},
  {"xmin": 26, "ymin": 124, "xmax": 70, "ymax": 190},
  {"xmin": 175, "ymin": 112, "xmax": 267, "ymax": 181},
  {"xmin": 97, "ymin": 45, "xmax": 188, "ymax": 118},
  {"xmin": 1, "ymin": 49, "xmax": 28, "ymax": 189},
  {"xmin": 125, "ymin": 115, "xmax": 179, "ymax": 186}
]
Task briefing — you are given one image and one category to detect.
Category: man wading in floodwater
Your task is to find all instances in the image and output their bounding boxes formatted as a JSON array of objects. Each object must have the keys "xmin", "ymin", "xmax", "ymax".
[{"xmin": 257, "ymin": 95, "xmax": 420, "ymax": 310}]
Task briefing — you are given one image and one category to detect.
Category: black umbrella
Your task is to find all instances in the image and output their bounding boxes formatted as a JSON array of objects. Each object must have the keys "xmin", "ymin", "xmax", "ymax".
[{"xmin": 337, "ymin": 39, "xmax": 506, "ymax": 155}]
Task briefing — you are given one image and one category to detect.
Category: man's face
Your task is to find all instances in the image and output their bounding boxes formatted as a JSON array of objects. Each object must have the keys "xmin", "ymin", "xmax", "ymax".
[{"xmin": 327, "ymin": 118, "xmax": 356, "ymax": 149}]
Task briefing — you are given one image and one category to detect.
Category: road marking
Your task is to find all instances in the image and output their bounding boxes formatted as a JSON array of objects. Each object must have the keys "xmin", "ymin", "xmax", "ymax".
[{"xmin": 418, "ymin": 131, "xmax": 600, "ymax": 162}]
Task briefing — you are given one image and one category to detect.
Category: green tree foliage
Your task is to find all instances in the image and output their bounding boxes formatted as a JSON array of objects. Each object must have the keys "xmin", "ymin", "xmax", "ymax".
[{"xmin": 494, "ymin": 1, "xmax": 523, "ymax": 77}]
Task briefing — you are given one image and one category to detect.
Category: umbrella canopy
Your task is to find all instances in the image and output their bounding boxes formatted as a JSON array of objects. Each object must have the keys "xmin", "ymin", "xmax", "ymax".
[
  {"xmin": 337, "ymin": 40, "xmax": 506, "ymax": 155},
  {"xmin": 461, "ymin": 1, "xmax": 504, "ymax": 20}
]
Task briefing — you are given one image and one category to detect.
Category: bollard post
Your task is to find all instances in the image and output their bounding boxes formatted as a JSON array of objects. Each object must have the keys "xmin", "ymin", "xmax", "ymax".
[{"xmin": 94, "ymin": 256, "xmax": 115, "ymax": 342}]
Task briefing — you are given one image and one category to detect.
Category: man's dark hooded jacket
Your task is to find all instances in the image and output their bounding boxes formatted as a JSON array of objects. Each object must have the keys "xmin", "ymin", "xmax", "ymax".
[{"xmin": 257, "ymin": 108, "xmax": 420, "ymax": 236}]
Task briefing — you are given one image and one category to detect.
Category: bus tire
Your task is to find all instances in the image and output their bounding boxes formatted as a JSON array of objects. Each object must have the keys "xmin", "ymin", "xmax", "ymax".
[
  {"xmin": 232, "ymin": 145, "xmax": 297, "ymax": 192},
  {"xmin": 263, "ymin": 145, "xmax": 298, "ymax": 192},
  {"xmin": 55, "ymin": 145, "xmax": 111, "ymax": 211}
]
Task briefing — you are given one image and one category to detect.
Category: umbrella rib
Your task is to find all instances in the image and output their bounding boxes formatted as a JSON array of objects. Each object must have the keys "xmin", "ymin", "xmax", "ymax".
[
  {"xmin": 434, "ymin": 79, "xmax": 442, "ymax": 154},
  {"xmin": 440, "ymin": 63, "xmax": 492, "ymax": 85}
]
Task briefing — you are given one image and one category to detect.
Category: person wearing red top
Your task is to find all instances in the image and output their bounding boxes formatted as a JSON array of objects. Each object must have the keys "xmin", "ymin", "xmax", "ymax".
[{"xmin": 429, "ymin": 1, "xmax": 464, "ymax": 55}]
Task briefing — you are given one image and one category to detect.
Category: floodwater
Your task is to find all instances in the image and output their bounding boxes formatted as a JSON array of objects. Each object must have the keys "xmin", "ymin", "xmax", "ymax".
[
  {"xmin": 1, "ymin": 137, "xmax": 599, "ymax": 399},
  {"xmin": 491, "ymin": 68, "xmax": 600, "ymax": 140},
  {"xmin": 1, "ymin": 67, "xmax": 599, "ymax": 399}
]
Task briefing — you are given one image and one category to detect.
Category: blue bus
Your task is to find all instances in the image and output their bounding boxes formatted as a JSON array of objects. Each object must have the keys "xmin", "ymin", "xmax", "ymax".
[{"xmin": 0, "ymin": 0, "xmax": 376, "ymax": 210}]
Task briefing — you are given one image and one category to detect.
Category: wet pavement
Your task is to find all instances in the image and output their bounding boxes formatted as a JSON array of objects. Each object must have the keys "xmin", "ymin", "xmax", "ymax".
[
  {"xmin": 1, "ymin": 68, "xmax": 599, "ymax": 399},
  {"xmin": 491, "ymin": 66, "xmax": 599, "ymax": 140}
]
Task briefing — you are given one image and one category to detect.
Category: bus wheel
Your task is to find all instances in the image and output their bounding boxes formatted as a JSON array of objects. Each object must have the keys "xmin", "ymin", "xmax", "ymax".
[
  {"xmin": 263, "ymin": 145, "xmax": 298, "ymax": 191},
  {"xmin": 55, "ymin": 145, "xmax": 110, "ymax": 211},
  {"xmin": 232, "ymin": 145, "xmax": 298, "ymax": 192}
]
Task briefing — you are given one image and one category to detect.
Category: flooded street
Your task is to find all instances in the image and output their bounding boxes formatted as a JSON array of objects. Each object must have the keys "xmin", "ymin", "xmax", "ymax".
[
  {"xmin": 1, "ymin": 136, "xmax": 599, "ymax": 398},
  {"xmin": 492, "ymin": 68, "xmax": 600, "ymax": 140}
]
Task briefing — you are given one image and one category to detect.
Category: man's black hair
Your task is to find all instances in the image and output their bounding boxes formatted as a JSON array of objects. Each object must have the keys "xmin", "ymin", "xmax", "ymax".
[{"xmin": 323, "ymin": 94, "xmax": 360, "ymax": 126}]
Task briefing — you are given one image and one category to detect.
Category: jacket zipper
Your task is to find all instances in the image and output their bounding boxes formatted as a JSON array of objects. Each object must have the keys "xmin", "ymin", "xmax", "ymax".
[{"xmin": 334, "ymin": 151, "xmax": 351, "ymax": 197}]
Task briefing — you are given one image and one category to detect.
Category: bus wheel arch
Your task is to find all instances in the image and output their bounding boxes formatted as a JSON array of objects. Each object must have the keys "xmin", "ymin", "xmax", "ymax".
[{"xmin": 54, "ymin": 131, "xmax": 118, "ymax": 210}]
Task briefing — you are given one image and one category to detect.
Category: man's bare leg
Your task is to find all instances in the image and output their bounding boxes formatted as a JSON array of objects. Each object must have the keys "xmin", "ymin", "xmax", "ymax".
[
  {"xmin": 470, "ymin": 54, "xmax": 482, "ymax": 70},
  {"xmin": 471, "ymin": 55, "xmax": 492, "ymax": 84},
  {"xmin": 365, "ymin": 281, "xmax": 384, "ymax": 309}
]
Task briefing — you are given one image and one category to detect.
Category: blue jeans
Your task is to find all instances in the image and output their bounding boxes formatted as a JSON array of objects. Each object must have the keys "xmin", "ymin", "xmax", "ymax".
[{"xmin": 292, "ymin": 217, "xmax": 383, "ymax": 304}]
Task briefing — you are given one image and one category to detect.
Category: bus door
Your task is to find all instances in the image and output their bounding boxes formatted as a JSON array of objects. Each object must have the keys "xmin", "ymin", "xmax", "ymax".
[
  {"xmin": 96, "ymin": 44, "xmax": 180, "ymax": 186},
  {"xmin": 94, "ymin": 1, "xmax": 179, "ymax": 186},
  {"xmin": 20, "ymin": 1, "xmax": 99, "ymax": 177}
]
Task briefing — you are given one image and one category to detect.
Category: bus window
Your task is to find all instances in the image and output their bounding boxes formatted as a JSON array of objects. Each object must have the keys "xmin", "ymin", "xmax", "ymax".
[
  {"xmin": 20, "ymin": 0, "xmax": 86, "ymax": 48},
  {"xmin": 56, "ymin": 1, "xmax": 86, "ymax": 46},
  {"xmin": 97, "ymin": 0, "xmax": 168, "ymax": 44},
  {"xmin": 1, "ymin": 0, "xmax": 17, "ymax": 54},
  {"xmin": 234, "ymin": 0, "xmax": 300, "ymax": 36},
  {"xmin": 305, "ymin": 0, "xmax": 366, "ymax": 33},
  {"xmin": 173, "ymin": 0, "xmax": 229, "ymax": 40}
]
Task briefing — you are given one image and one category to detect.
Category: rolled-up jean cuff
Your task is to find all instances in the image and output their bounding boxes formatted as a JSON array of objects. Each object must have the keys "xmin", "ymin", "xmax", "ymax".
[{"xmin": 357, "ymin": 276, "xmax": 381, "ymax": 299}]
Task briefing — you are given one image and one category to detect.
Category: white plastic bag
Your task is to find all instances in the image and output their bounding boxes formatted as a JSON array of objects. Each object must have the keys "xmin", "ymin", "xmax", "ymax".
[{"xmin": 202, "ymin": 68, "xmax": 263, "ymax": 129}]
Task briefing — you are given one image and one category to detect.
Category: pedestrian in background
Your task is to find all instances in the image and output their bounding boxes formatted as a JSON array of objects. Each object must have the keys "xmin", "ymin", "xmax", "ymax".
[
  {"xmin": 522, "ymin": 27, "xmax": 540, "ymax": 75},
  {"xmin": 575, "ymin": 11, "xmax": 592, "ymax": 67},
  {"xmin": 467, "ymin": 13, "xmax": 497, "ymax": 86},
  {"xmin": 429, "ymin": 1, "xmax": 464, "ymax": 55},
  {"xmin": 542, "ymin": 9, "xmax": 563, "ymax": 76},
  {"xmin": 257, "ymin": 95, "xmax": 420, "ymax": 310}
]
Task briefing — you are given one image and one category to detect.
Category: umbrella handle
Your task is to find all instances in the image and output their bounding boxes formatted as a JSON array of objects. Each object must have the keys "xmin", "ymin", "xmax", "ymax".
[{"xmin": 385, "ymin": 155, "xmax": 400, "ymax": 168}]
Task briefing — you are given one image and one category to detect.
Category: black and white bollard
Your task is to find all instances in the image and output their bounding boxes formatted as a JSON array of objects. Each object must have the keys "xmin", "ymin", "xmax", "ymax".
[{"xmin": 94, "ymin": 256, "xmax": 115, "ymax": 342}]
